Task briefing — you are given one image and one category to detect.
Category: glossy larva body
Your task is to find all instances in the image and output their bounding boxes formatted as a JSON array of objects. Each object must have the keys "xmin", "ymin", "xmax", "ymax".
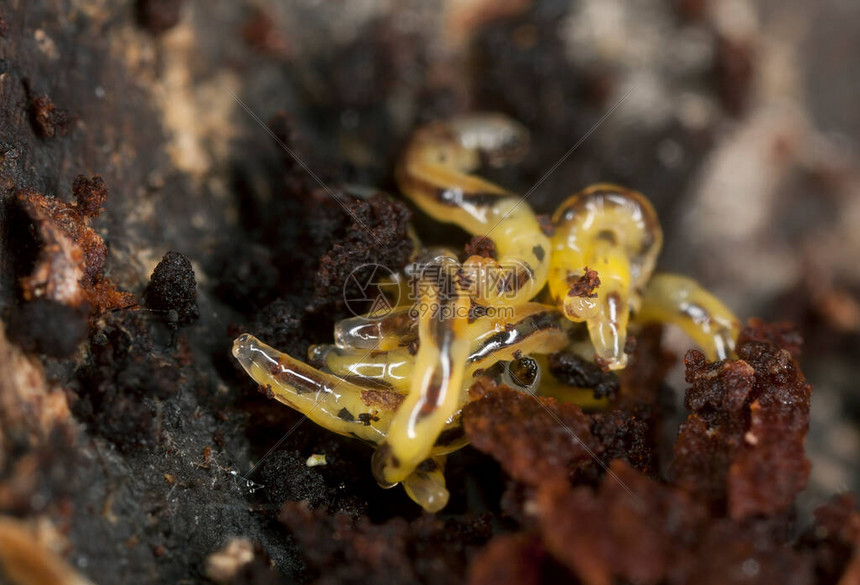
[{"xmin": 232, "ymin": 114, "xmax": 741, "ymax": 512}]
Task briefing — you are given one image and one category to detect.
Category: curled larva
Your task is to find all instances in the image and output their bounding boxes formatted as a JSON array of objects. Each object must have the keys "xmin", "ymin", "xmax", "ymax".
[
  {"xmin": 232, "ymin": 114, "xmax": 745, "ymax": 513},
  {"xmin": 396, "ymin": 114, "xmax": 550, "ymax": 308},
  {"xmin": 635, "ymin": 273, "xmax": 741, "ymax": 361},
  {"xmin": 549, "ymin": 184, "xmax": 662, "ymax": 370}
]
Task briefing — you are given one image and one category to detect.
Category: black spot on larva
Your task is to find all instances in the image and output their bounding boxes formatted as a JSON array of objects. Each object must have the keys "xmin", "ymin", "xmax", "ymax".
[
  {"xmin": 407, "ymin": 338, "xmax": 420, "ymax": 356},
  {"xmin": 417, "ymin": 458, "xmax": 439, "ymax": 473},
  {"xmin": 532, "ymin": 244, "xmax": 545, "ymax": 263},
  {"xmin": 337, "ymin": 408, "xmax": 355, "ymax": 422},
  {"xmin": 467, "ymin": 311, "xmax": 561, "ymax": 364},
  {"xmin": 358, "ymin": 413, "xmax": 377, "ymax": 426},
  {"xmin": 596, "ymin": 230, "xmax": 618, "ymax": 245},
  {"xmin": 510, "ymin": 357, "xmax": 539, "ymax": 387},
  {"xmin": 435, "ymin": 425, "xmax": 465, "ymax": 447}
]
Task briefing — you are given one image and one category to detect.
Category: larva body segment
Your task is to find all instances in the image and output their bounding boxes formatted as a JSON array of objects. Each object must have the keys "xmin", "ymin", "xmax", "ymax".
[
  {"xmin": 371, "ymin": 258, "xmax": 471, "ymax": 486},
  {"xmin": 316, "ymin": 303, "xmax": 570, "ymax": 391},
  {"xmin": 635, "ymin": 273, "xmax": 741, "ymax": 361},
  {"xmin": 396, "ymin": 114, "xmax": 550, "ymax": 308},
  {"xmin": 310, "ymin": 344, "xmax": 414, "ymax": 392},
  {"xmin": 401, "ymin": 456, "xmax": 450, "ymax": 513},
  {"xmin": 232, "ymin": 334, "xmax": 398, "ymax": 445},
  {"xmin": 333, "ymin": 307, "xmax": 418, "ymax": 352},
  {"xmin": 549, "ymin": 184, "xmax": 663, "ymax": 370}
]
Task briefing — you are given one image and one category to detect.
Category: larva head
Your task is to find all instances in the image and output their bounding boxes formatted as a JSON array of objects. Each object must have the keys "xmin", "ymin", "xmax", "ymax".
[
  {"xmin": 550, "ymin": 184, "xmax": 663, "ymax": 370},
  {"xmin": 232, "ymin": 333, "xmax": 255, "ymax": 366},
  {"xmin": 447, "ymin": 113, "xmax": 529, "ymax": 168},
  {"xmin": 408, "ymin": 114, "xmax": 530, "ymax": 173},
  {"xmin": 552, "ymin": 184, "xmax": 663, "ymax": 289}
]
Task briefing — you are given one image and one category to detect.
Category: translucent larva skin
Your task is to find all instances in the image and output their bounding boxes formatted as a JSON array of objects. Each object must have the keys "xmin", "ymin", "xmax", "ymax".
[
  {"xmin": 316, "ymin": 304, "xmax": 570, "ymax": 391},
  {"xmin": 635, "ymin": 273, "xmax": 741, "ymax": 361},
  {"xmin": 310, "ymin": 345, "xmax": 414, "ymax": 392},
  {"xmin": 396, "ymin": 114, "xmax": 550, "ymax": 308},
  {"xmin": 334, "ymin": 308, "xmax": 418, "ymax": 352},
  {"xmin": 231, "ymin": 116, "xmax": 750, "ymax": 514},
  {"xmin": 232, "ymin": 334, "xmax": 398, "ymax": 445},
  {"xmin": 371, "ymin": 260, "xmax": 471, "ymax": 487},
  {"xmin": 465, "ymin": 305, "xmax": 570, "ymax": 369},
  {"xmin": 549, "ymin": 184, "xmax": 663, "ymax": 370},
  {"xmin": 401, "ymin": 456, "xmax": 449, "ymax": 513}
]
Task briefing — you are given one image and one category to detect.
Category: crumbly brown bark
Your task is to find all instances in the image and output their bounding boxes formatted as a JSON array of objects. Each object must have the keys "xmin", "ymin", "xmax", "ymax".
[{"xmin": 462, "ymin": 320, "xmax": 825, "ymax": 585}]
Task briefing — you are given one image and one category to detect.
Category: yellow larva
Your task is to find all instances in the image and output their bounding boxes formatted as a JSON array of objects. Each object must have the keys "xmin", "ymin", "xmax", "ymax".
[
  {"xmin": 549, "ymin": 184, "xmax": 662, "ymax": 370},
  {"xmin": 232, "ymin": 114, "xmax": 742, "ymax": 513},
  {"xmin": 396, "ymin": 114, "xmax": 550, "ymax": 308}
]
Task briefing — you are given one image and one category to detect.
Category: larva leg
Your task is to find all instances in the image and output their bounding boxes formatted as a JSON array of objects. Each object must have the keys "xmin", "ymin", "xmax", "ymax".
[
  {"xmin": 401, "ymin": 456, "xmax": 449, "ymax": 513},
  {"xmin": 397, "ymin": 115, "xmax": 550, "ymax": 307},
  {"xmin": 232, "ymin": 334, "xmax": 402, "ymax": 446},
  {"xmin": 549, "ymin": 184, "xmax": 663, "ymax": 370},
  {"xmin": 634, "ymin": 273, "xmax": 741, "ymax": 360},
  {"xmin": 371, "ymin": 264, "xmax": 471, "ymax": 487}
]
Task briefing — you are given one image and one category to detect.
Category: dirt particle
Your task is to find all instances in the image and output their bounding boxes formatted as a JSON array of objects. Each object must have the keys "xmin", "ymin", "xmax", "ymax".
[
  {"xmin": 72, "ymin": 175, "xmax": 108, "ymax": 218},
  {"xmin": 144, "ymin": 251, "xmax": 199, "ymax": 327},
  {"xmin": 463, "ymin": 235, "xmax": 497, "ymax": 260},
  {"xmin": 548, "ymin": 351, "xmax": 619, "ymax": 398},
  {"xmin": 15, "ymin": 184, "xmax": 134, "ymax": 315},
  {"xmin": 567, "ymin": 268, "xmax": 600, "ymax": 298},
  {"xmin": 29, "ymin": 94, "xmax": 71, "ymax": 138},
  {"xmin": 241, "ymin": 7, "xmax": 290, "ymax": 57}
]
